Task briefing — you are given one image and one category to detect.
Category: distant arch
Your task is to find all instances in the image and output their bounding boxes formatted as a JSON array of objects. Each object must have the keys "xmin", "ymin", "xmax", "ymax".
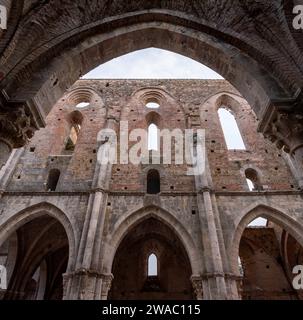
[
  {"xmin": 229, "ymin": 204, "xmax": 303, "ymax": 275},
  {"xmin": 0, "ymin": 202, "xmax": 76, "ymax": 272}
]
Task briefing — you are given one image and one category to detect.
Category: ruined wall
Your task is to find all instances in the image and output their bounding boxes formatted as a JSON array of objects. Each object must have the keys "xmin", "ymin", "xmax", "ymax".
[{"xmin": 0, "ymin": 79, "xmax": 302, "ymax": 300}]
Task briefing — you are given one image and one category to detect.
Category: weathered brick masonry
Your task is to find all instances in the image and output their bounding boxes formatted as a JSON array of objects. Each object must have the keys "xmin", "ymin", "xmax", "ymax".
[
  {"xmin": 0, "ymin": 0, "xmax": 302, "ymax": 301},
  {"xmin": 0, "ymin": 79, "xmax": 302, "ymax": 300}
]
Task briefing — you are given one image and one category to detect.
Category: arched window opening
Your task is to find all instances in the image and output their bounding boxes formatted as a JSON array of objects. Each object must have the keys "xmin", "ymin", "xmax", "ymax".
[
  {"xmin": 65, "ymin": 124, "xmax": 81, "ymax": 152},
  {"xmin": 148, "ymin": 253, "xmax": 158, "ymax": 277},
  {"xmin": 65, "ymin": 111, "xmax": 83, "ymax": 152},
  {"xmin": 46, "ymin": 169, "xmax": 61, "ymax": 191},
  {"xmin": 147, "ymin": 169, "xmax": 160, "ymax": 194},
  {"xmin": 218, "ymin": 107, "xmax": 246, "ymax": 150},
  {"xmin": 148, "ymin": 123, "xmax": 158, "ymax": 151},
  {"xmin": 245, "ymin": 168, "xmax": 262, "ymax": 191}
]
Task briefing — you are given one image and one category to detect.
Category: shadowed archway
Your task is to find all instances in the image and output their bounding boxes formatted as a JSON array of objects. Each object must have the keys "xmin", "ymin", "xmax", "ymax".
[{"xmin": 109, "ymin": 217, "xmax": 194, "ymax": 300}]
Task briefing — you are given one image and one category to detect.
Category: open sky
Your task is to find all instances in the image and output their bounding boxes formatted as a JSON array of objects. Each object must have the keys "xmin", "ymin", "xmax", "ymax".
[
  {"xmin": 83, "ymin": 48, "xmax": 223, "ymax": 79},
  {"xmin": 83, "ymin": 48, "xmax": 266, "ymax": 227}
]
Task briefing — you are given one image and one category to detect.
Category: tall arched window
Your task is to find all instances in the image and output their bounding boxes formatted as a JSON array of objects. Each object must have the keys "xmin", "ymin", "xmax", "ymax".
[
  {"xmin": 218, "ymin": 107, "xmax": 246, "ymax": 150},
  {"xmin": 148, "ymin": 253, "xmax": 158, "ymax": 277},
  {"xmin": 148, "ymin": 123, "xmax": 158, "ymax": 151},
  {"xmin": 65, "ymin": 124, "xmax": 81, "ymax": 151},
  {"xmin": 46, "ymin": 169, "xmax": 61, "ymax": 191},
  {"xmin": 147, "ymin": 169, "xmax": 160, "ymax": 194},
  {"xmin": 65, "ymin": 111, "xmax": 83, "ymax": 152}
]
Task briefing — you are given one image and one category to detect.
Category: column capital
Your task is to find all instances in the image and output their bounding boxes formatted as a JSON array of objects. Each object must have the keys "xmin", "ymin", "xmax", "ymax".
[
  {"xmin": 190, "ymin": 275, "xmax": 203, "ymax": 300},
  {"xmin": 0, "ymin": 95, "xmax": 39, "ymax": 148},
  {"xmin": 258, "ymin": 93, "xmax": 303, "ymax": 154},
  {"xmin": 101, "ymin": 274, "xmax": 114, "ymax": 300}
]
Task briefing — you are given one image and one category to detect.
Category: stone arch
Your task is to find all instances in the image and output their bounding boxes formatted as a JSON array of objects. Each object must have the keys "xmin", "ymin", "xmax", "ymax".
[
  {"xmin": 215, "ymin": 93, "xmax": 245, "ymax": 114},
  {"xmin": 2, "ymin": 14, "xmax": 294, "ymax": 127},
  {"xmin": 229, "ymin": 204, "xmax": 303, "ymax": 275},
  {"xmin": 65, "ymin": 86, "xmax": 104, "ymax": 109},
  {"xmin": 130, "ymin": 86, "xmax": 187, "ymax": 118},
  {"xmin": 201, "ymin": 91, "xmax": 250, "ymax": 116},
  {"xmin": 201, "ymin": 91, "xmax": 254, "ymax": 151},
  {"xmin": 0, "ymin": 202, "xmax": 77, "ymax": 272},
  {"xmin": 103, "ymin": 205, "xmax": 201, "ymax": 275}
]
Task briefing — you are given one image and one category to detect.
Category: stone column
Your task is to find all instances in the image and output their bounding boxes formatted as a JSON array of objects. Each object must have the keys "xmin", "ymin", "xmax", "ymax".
[
  {"xmin": 191, "ymin": 130, "xmax": 229, "ymax": 299},
  {"xmin": 65, "ymin": 117, "xmax": 117, "ymax": 300},
  {"xmin": 196, "ymin": 189, "xmax": 228, "ymax": 299}
]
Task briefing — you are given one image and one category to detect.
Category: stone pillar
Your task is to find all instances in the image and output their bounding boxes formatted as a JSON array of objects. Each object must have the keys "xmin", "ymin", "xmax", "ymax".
[
  {"xmin": 191, "ymin": 130, "xmax": 228, "ymax": 299},
  {"xmin": 66, "ymin": 117, "xmax": 117, "ymax": 300},
  {"xmin": 196, "ymin": 189, "xmax": 228, "ymax": 299},
  {"xmin": 191, "ymin": 275, "xmax": 203, "ymax": 300}
]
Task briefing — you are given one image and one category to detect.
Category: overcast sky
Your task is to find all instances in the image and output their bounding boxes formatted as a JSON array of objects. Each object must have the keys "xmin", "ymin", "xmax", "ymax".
[{"xmin": 83, "ymin": 48, "xmax": 223, "ymax": 79}]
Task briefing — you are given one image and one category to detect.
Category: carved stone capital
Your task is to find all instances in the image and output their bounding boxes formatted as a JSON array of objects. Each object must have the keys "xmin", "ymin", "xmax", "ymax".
[
  {"xmin": 190, "ymin": 275, "xmax": 203, "ymax": 300},
  {"xmin": 258, "ymin": 93, "xmax": 303, "ymax": 154},
  {"xmin": 264, "ymin": 111, "xmax": 303, "ymax": 154},
  {"xmin": 101, "ymin": 274, "xmax": 114, "ymax": 299},
  {"xmin": 0, "ymin": 101, "xmax": 36, "ymax": 148}
]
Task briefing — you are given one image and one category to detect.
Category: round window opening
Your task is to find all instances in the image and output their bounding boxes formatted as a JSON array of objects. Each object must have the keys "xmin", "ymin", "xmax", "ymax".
[
  {"xmin": 76, "ymin": 102, "xmax": 90, "ymax": 109},
  {"xmin": 146, "ymin": 100, "xmax": 160, "ymax": 109}
]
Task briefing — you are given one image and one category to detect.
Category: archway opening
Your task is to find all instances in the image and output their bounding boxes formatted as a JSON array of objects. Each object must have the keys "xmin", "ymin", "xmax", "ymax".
[
  {"xmin": 109, "ymin": 218, "xmax": 193, "ymax": 300},
  {"xmin": 238, "ymin": 215, "xmax": 303, "ymax": 300},
  {"xmin": 0, "ymin": 215, "xmax": 69, "ymax": 300}
]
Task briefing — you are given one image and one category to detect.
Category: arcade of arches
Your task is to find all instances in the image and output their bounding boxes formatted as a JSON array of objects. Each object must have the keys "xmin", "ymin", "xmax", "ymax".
[{"xmin": 0, "ymin": 1, "xmax": 303, "ymax": 300}]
